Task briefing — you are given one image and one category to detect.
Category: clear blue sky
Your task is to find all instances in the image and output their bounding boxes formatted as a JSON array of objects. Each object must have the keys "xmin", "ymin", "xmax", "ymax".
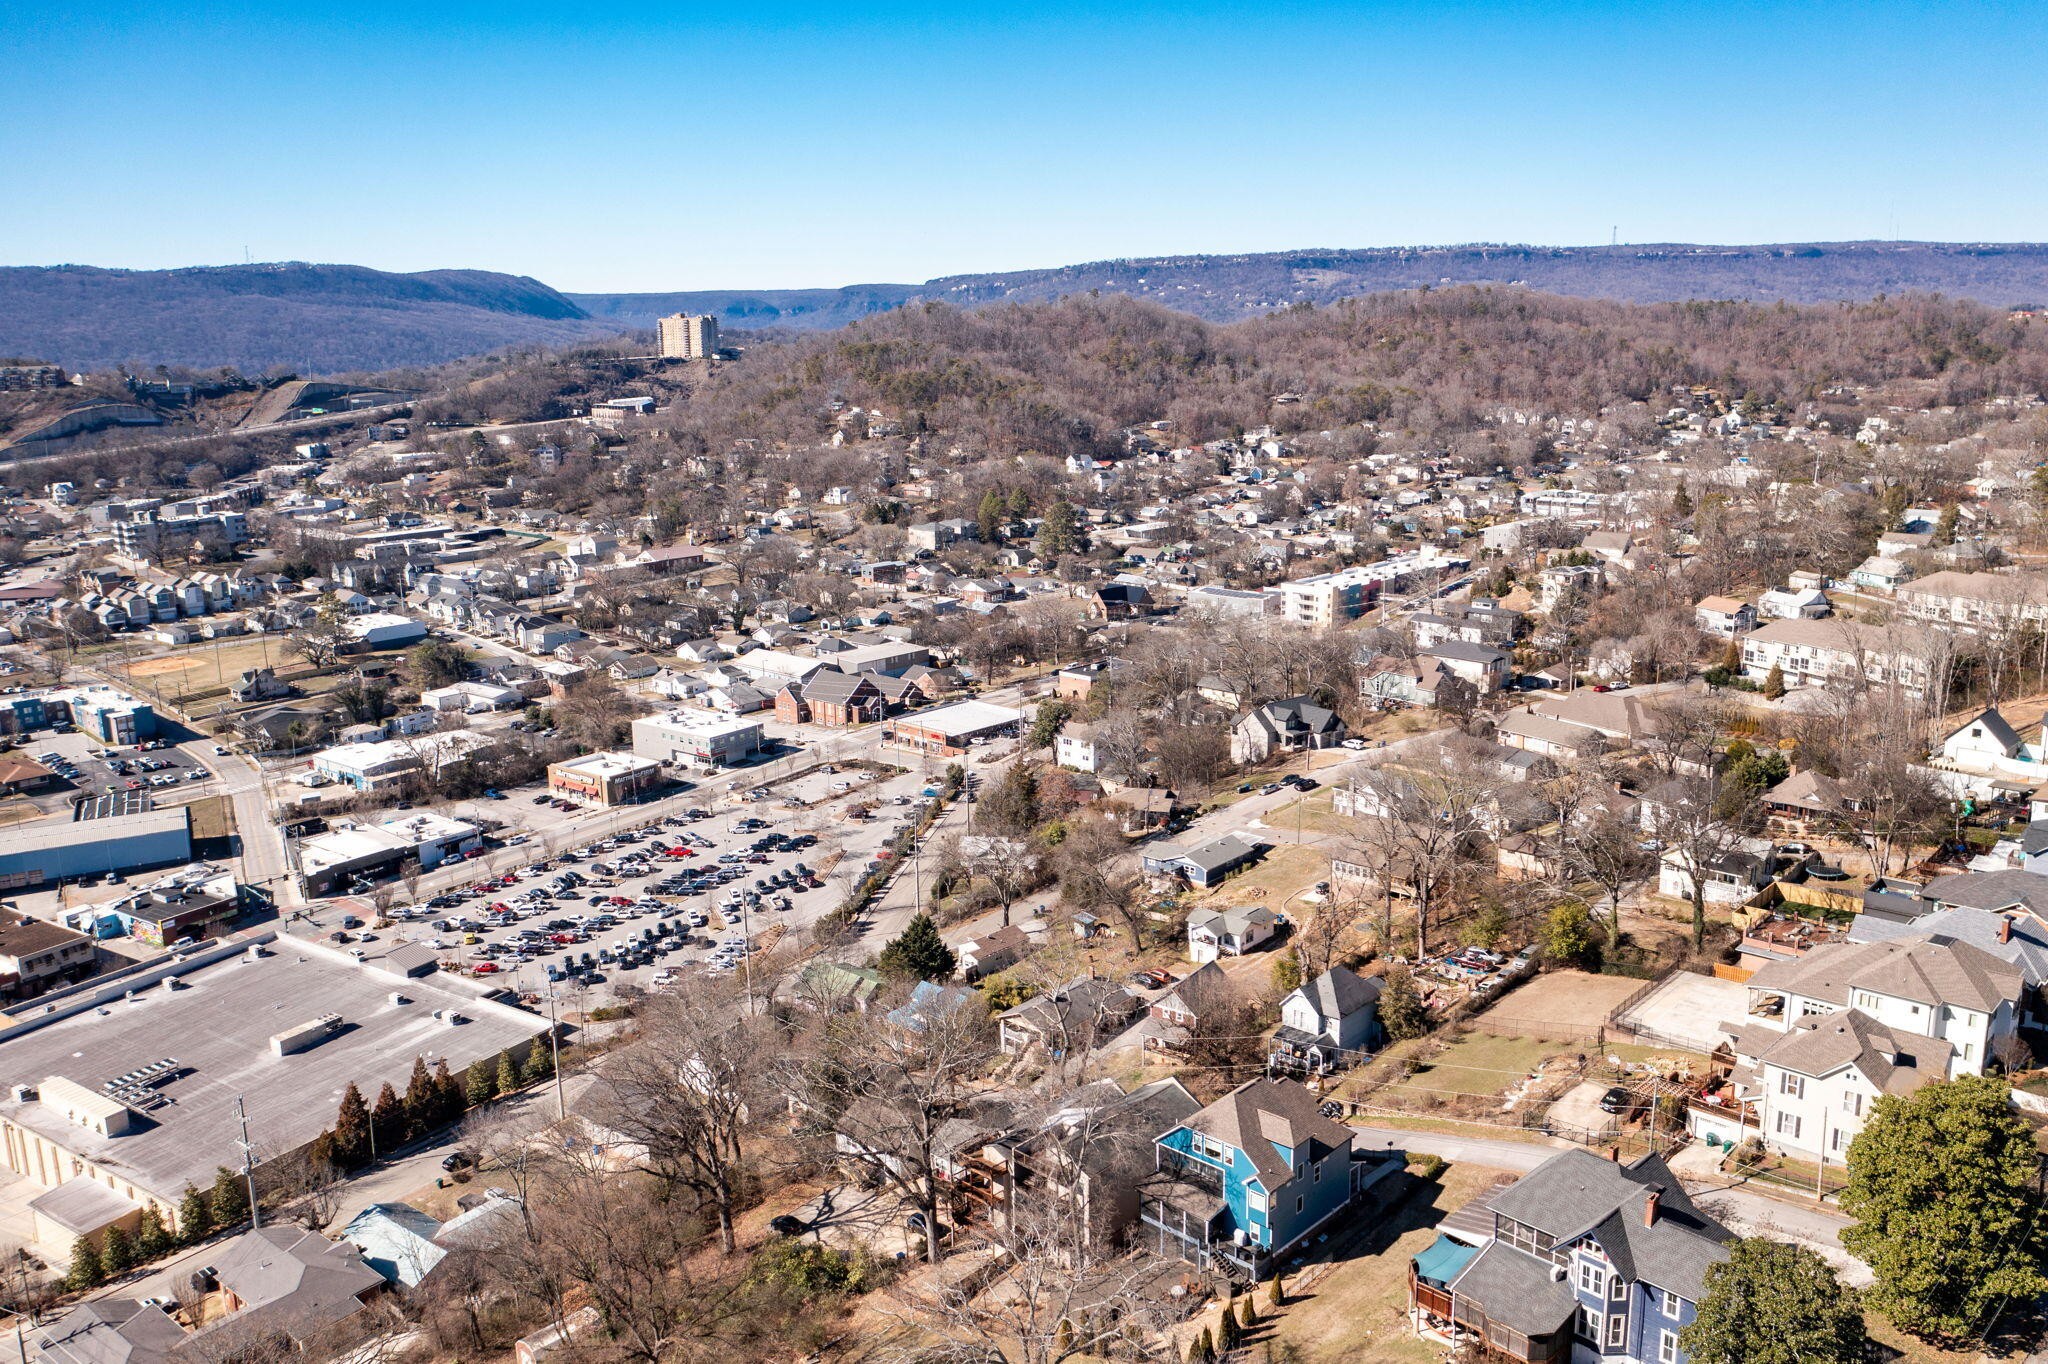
[{"xmin": 6, "ymin": 1, "xmax": 2045, "ymax": 292}]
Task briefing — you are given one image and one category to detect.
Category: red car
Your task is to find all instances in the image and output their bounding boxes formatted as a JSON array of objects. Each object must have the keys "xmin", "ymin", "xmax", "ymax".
[
  {"xmin": 608, "ymin": 895, "xmax": 633, "ymax": 907},
  {"xmin": 472, "ymin": 962, "xmax": 499, "ymax": 975}
]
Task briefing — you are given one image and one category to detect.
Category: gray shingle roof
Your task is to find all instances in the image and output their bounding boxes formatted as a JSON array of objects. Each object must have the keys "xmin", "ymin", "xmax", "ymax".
[
  {"xmin": 1733, "ymin": 1010, "xmax": 1953, "ymax": 1095},
  {"xmin": 1295, "ymin": 964, "xmax": 1382, "ymax": 1023},
  {"xmin": 1486, "ymin": 1150, "xmax": 1732, "ymax": 1300},
  {"xmin": 1447, "ymin": 1241, "xmax": 1579, "ymax": 1336},
  {"xmin": 1743, "ymin": 933, "xmax": 2023, "ymax": 1014},
  {"xmin": 1180, "ymin": 1077, "xmax": 1352, "ymax": 1187},
  {"xmin": 1847, "ymin": 905, "xmax": 2048, "ymax": 984}
]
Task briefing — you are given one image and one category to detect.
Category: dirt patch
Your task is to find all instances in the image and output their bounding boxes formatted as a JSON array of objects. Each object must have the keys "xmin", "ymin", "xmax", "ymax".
[
  {"xmin": 1485, "ymin": 969, "xmax": 1646, "ymax": 1029},
  {"xmin": 183, "ymin": 790, "xmax": 236, "ymax": 843},
  {"xmin": 122, "ymin": 655, "xmax": 208, "ymax": 678}
]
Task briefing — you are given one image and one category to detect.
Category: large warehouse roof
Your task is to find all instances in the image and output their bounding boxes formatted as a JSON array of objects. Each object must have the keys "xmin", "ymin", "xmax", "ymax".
[{"xmin": 0, "ymin": 935, "xmax": 546, "ymax": 1204}]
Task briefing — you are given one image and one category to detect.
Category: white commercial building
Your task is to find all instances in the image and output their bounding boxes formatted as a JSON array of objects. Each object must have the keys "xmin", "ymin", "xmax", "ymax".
[{"xmin": 630, "ymin": 711, "xmax": 765, "ymax": 769}]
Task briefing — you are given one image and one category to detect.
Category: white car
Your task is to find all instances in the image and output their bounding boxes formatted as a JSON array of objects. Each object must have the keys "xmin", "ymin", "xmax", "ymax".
[{"xmin": 1341, "ymin": 738, "xmax": 1368, "ymax": 750}]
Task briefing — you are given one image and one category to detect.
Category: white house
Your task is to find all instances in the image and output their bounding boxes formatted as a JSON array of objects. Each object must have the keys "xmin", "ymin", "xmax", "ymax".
[
  {"xmin": 1693, "ymin": 596, "xmax": 1757, "ymax": 638},
  {"xmin": 1692, "ymin": 935, "xmax": 2023, "ymax": 1160},
  {"xmin": 1054, "ymin": 724, "xmax": 1100, "ymax": 773},
  {"xmin": 1934, "ymin": 707, "xmax": 2048, "ymax": 788},
  {"xmin": 1269, "ymin": 966, "xmax": 1381, "ymax": 1074},
  {"xmin": 1185, "ymin": 905, "xmax": 1278, "ymax": 963},
  {"xmin": 1758, "ymin": 586, "xmax": 1831, "ymax": 620}
]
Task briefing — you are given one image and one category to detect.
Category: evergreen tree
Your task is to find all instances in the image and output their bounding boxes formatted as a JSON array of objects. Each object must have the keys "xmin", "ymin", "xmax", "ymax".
[
  {"xmin": 1267, "ymin": 1273, "xmax": 1283, "ymax": 1308},
  {"xmin": 976, "ymin": 488, "xmax": 1006, "ymax": 544},
  {"xmin": 177, "ymin": 1185, "xmax": 213, "ymax": 1243},
  {"xmin": 1936, "ymin": 502, "xmax": 1959, "ymax": 545},
  {"xmin": 209, "ymin": 1166, "xmax": 249, "ymax": 1230},
  {"xmin": 1762, "ymin": 663, "xmax": 1786, "ymax": 699},
  {"xmin": 1672, "ymin": 484, "xmax": 1694, "ymax": 518},
  {"xmin": 102, "ymin": 1224, "xmax": 135, "ymax": 1274},
  {"xmin": 1192, "ymin": 1326, "xmax": 1215, "ymax": 1364},
  {"xmin": 496, "ymin": 1048, "xmax": 521, "ymax": 1096},
  {"xmin": 331, "ymin": 1082, "xmax": 373, "ymax": 1170},
  {"xmin": 135, "ymin": 1205, "xmax": 171, "ymax": 1260},
  {"xmin": 1238, "ymin": 1295, "xmax": 1256, "ymax": 1327},
  {"xmin": 1006, "ymin": 487, "xmax": 1032, "ymax": 518},
  {"xmin": 1377, "ymin": 966, "xmax": 1429, "ymax": 1041},
  {"xmin": 877, "ymin": 912, "xmax": 958, "ymax": 981},
  {"xmin": 66, "ymin": 1236, "xmax": 104, "ymax": 1291},
  {"xmin": 1841, "ymin": 1075, "xmax": 2048, "ymax": 1340},
  {"xmin": 432, "ymin": 1058, "xmax": 465, "ymax": 1124},
  {"xmin": 465, "ymin": 1058, "xmax": 499, "ymax": 1107},
  {"xmin": 403, "ymin": 1055, "xmax": 437, "ymax": 1131},
  {"xmin": 370, "ymin": 1082, "xmax": 407, "ymax": 1155},
  {"xmin": 1680, "ymin": 1238, "xmax": 1863, "ymax": 1364},
  {"xmin": 1037, "ymin": 499, "xmax": 1080, "ymax": 557},
  {"xmin": 1054, "ymin": 1317, "xmax": 1074, "ymax": 1359},
  {"xmin": 522, "ymin": 1036, "xmax": 554, "ymax": 1084},
  {"xmin": 1217, "ymin": 1302, "xmax": 1241, "ymax": 1352},
  {"xmin": 1717, "ymin": 636, "xmax": 1742, "ymax": 672}
]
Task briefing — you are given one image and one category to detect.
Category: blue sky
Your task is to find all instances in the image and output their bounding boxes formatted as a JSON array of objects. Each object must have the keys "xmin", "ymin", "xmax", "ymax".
[{"xmin": 5, "ymin": 2, "xmax": 2044, "ymax": 292}]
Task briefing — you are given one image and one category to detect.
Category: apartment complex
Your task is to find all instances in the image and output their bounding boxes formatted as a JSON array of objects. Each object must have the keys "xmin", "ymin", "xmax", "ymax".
[
  {"xmin": 1280, "ymin": 566, "xmax": 1383, "ymax": 629},
  {"xmin": 657, "ymin": 312, "xmax": 720, "ymax": 360}
]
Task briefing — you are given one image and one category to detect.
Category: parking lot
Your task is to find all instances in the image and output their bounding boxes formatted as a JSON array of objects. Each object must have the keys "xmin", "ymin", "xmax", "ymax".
[
  {"xmin": 358, "ymin": 762, "xmax": 942, "ymax": 1008},
  {"xmin": 13, "ymin": 728, "xmax": 220, "ymax": 811}
]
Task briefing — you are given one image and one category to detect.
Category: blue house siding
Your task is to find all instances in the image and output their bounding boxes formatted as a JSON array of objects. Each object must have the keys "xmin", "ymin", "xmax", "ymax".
[
  {"xmin": 1156, "ymin": 1128, "xmax": 1350, "ymax": 1256},
  {"xmin": 1563, "ymin": 1245, "xmax": 1696, "ymax": 1363},
  {"xmin": 1157, "ymin": 1127, "xmax": 1268, "ymax": 1244}
]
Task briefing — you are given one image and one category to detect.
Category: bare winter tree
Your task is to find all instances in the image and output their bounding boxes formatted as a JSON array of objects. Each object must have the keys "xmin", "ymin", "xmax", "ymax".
[
  {"xmin": 1647, "ymin": 776, "xmax": 1753, "ymax": 951},
  {"xmin": 775, "ymin": 985, "xmax": 996, "ymax": 1263},
  {"xmin": 599, "ymin": 979, "xmax": 764, "ymax": 1254}
]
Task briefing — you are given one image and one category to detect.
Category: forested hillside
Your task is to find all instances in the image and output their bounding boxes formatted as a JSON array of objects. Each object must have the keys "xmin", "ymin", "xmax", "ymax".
[
  {"xmin": 0, "ymin": 263, "xmax": 613, "ymax": 373},
  {"xmin": 571, "ymin": 241, "xmax": 2048, "ymax": 333}
]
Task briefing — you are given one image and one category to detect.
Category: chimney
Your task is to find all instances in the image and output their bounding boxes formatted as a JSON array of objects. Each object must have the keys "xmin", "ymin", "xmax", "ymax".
[
  {"xmin": 1643, "ymin": 1184, "xmax": 1663, "ymax": 1228},
  {"xmin": 2000, "ymin": 916, "xmax": 2014, "ymax": 944}
]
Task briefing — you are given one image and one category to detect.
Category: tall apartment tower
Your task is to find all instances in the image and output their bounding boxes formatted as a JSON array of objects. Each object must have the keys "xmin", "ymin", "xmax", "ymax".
[{"xmin": 657, "ymin": 313, "xmax": 720, "ymax": 359}]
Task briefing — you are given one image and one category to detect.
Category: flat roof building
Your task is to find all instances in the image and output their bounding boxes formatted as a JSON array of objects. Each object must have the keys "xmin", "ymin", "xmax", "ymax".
[
  {"xmin": 547, "ymin": 751, "xmax": 662, "ymax": 807},
  {"xmin": 0, "ymin": 807, "xmax": 192, "ymax": 890},
  {"xmin": 0, "ymin": 933, "xmax": 548, "ymax": 1245},
  {"xmin": 885, "ymin": 699, "xmax": 1026, "ymax": 755},
  {"xmin": 656, "ymin": 312, "xmax": 719, "ymax": 360},
  {"xmin": 630, "ymin": 712, "xmax": 764, "ymax": 769},
  {"xmin": 296, "ymin": 813, "xmax": 481, "ymax": 895}
]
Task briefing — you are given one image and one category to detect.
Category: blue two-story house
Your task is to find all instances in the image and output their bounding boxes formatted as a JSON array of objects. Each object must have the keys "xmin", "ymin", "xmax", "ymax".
[
  {"xmin": 1408, "ymin": 1150, "xmax": 1733, "ymax": 1364},
  {"xmin": 1139, "ymin": 1077, "xmax": 1392, "ymax": 1278}
]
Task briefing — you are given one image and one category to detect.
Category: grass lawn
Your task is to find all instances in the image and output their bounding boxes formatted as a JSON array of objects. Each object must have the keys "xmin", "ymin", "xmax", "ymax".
[
  {"xmin": 1264, "ymin": 789, "xmax": 1348, "ymax": 837},
  {"xmin": 1190, "ymin": 843, "xmax": 1327, "ymax": 908},
  {"xmin": 1379, "ymin": 1033, "xmax": 1559, "ymax": 1099},
  {"xmin": 1267, "ymin": 1162, "xmax": 1510, "ymax": 1364}
]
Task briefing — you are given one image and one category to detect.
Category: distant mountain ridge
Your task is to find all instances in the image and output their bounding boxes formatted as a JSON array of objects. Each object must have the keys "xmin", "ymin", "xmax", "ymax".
[
  {"xmin": 0, "ymin": 263, "xmax": 610, "ymax": 373},
  {"xmin": 9, "ymin": 243, "xmax": 2048, "ymax": 375},
  {"xmin": 574, "ymin": 241, "xmax": 2048, "ymax": 333}
]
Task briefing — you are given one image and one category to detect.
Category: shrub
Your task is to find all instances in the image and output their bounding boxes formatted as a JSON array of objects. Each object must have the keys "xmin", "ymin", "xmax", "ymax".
[{"xmin": 1411, "ymin": 1153, "xmax": 1447, "ymax": 1181}]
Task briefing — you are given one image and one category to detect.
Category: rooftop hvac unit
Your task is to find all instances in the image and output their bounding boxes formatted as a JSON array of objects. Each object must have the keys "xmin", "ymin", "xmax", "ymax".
[
  {"xmin": 389, "ymin": 992, "xmax": 409, "ymax": 1007},
  {"xmin": 269, "ymin": 1012, "xmax": 344, "ymax": 1056},
  {"xmin": 244, "ymin": 944, "xmax": 265, "ymax": 962},
  {"xmin": 10, "ymin": 1084, "xmax": 34, "ymax": 1103}
]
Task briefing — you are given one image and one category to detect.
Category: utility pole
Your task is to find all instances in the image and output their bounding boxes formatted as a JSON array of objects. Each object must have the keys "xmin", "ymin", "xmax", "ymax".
[
  {"xmin": 233, "ymin": 1096, "xmax": 260, "ymax": 1229},
  {"xmin": 544, "ymin": 982, "xmax": 565, "ymax": 1120}
]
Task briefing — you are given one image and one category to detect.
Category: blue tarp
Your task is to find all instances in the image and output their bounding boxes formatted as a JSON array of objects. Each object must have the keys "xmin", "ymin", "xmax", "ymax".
[{"xmin": 1413, "ymin": 1233, "xmax": 1479, "ymax": 1287}]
